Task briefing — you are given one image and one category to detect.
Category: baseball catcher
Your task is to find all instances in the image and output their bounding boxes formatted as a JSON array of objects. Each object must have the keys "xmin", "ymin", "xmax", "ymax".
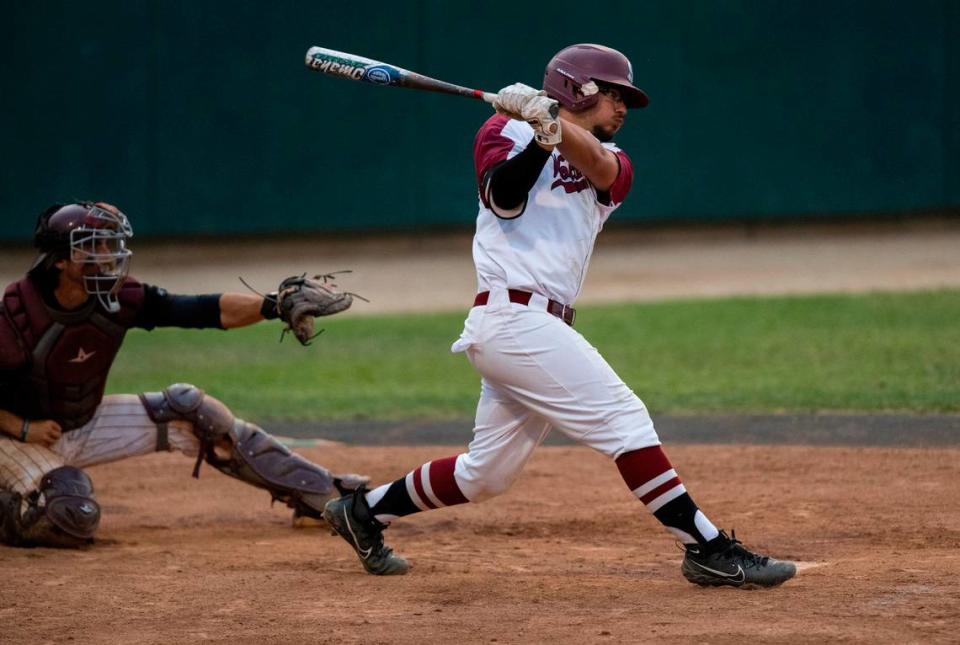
[{"xmin": 0, "ymin": 201, "xmax": 363, "ymax": 548}]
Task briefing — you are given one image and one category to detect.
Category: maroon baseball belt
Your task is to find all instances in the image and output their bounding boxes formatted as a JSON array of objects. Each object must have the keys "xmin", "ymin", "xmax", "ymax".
[{"xmin": 473, "ymin": 289, "xmax": 576, "ymax": 326}]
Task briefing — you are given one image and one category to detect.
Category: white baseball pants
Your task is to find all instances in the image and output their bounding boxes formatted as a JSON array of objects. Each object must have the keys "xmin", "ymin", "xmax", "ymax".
[
  {"xmin": 0, "ymin": 394, "xmax": 198, "ymax": 495},
  {"xmin": 450, "ymin": 289, "xmax": 661, "ymax": 502}
]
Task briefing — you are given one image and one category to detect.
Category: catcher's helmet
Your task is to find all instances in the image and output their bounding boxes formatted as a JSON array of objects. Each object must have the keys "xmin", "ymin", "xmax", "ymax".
[
  {"xmin": 543, "ymin": 44, "xmax": 649, "ymax": 112},
  {"xmin": 31, "ymin": 202, "xmax": 133, "ymax": 312}
]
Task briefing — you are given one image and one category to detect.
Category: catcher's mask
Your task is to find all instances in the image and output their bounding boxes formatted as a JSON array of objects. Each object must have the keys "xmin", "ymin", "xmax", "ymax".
[{"xmin": 31, "ymin": 202, "xmax": 134, "ymax": 313}]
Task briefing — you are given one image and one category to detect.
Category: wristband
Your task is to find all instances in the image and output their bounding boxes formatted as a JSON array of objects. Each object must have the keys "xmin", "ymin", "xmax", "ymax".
[
  {"xmin": 19, "ymin": 419, "xmax": 29, "ymax": 442},
  {"xmin": 260, "ymin": 293, "xmax": 280, "ymax": 320}
]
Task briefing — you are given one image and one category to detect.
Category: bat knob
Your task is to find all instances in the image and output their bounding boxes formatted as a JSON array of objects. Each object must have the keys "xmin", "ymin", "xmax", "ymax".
[{"xmin": 548, "ymin": 100, "xmax": 560, "ymax": 119}]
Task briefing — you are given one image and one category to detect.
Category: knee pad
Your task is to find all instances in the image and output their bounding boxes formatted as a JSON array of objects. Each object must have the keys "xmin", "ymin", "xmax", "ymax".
[
  {"xmin": 140, "ymin": 383, "xmax": 239, "ymax": 475},
  {"xmin": 140, "ymin": 383, "xmax": 236, "ymax": 444},
  {"xmin": 1, "ymin": 467, "xmax": 100, "ymax": 548}
]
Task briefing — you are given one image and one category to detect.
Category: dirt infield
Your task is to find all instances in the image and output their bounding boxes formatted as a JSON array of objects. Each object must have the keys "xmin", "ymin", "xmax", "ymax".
[
  {"xmin": 4, "ymin": 217, "xmax": 960, "ymax": 643},
  {"xmin": 4, "ymin": 443, "xmax": 959, "ymax": 644}
]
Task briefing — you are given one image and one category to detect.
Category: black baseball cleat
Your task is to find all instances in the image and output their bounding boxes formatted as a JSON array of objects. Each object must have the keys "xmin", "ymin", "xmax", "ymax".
[
  {"xmin": 322, "ymin": 486, "xmax": 409, "ymax": 576},
  {"xmin": 681, "ymin": 530, "xmax": 796, "ymax": 588},
  {"xmin": 291, "ymin": 474, "xmax": 370, "ymax": 529}
]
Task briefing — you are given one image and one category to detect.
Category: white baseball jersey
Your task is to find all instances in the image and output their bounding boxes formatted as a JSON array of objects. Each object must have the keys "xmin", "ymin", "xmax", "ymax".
[{"xmin": 471, "ymin": 114, "xmax": 634, "ymax": 306}]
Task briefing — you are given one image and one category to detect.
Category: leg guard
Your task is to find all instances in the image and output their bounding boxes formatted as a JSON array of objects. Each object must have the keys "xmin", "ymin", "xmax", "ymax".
[
  {"xmin": 140, "ymin": 383, "xmax": 366, "ymax": 518},
  {"xmin": 213, "ymin": 420, "xmax": 359, "ymax": 519},
  {"xmin": 140, "ymin": 383, "xmax": 236, "ymax": 464},
  {"xmin": 0, "ymin": 467, "xmax": 100, "ymax": 548}
]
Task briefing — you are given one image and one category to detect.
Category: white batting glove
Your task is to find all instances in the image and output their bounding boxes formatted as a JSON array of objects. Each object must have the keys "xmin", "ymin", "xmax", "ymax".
[
  {"xmin": 522, "ymin": 96, "xmax": 562, "ymax": 146},
  {"xmin": 493, "ymin": 82, "xmax": 542, "ymax": 120}
]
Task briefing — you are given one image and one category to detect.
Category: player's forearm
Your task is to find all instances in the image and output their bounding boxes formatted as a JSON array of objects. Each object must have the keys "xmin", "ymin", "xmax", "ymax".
[
  {"xmin": 219, "ymin": 293, "xmax": 268, "ymax": 329},
  {"xmin": 0, "ymin": 408, "xmax": 26, "ymax": 440},
  {"xmin": 555, "ymin": 119, "xmax": 620, "ymax": 190},
  {"xmin": 486, "ymin": 140, "xmax": 552, "ymax": 213}
]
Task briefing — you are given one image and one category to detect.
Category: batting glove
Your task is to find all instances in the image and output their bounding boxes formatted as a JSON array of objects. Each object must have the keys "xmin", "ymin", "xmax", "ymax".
[
  {"xmin": 522, "ymin": 96, "xmax": 562, "ymax": 146},
  {"xmin": 493, "ymin": 83, "xmax": 542, "ymax": 120}
]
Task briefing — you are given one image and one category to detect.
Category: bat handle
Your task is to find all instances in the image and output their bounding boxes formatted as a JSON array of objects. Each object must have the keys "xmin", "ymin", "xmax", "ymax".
[{"xmin": 477, "ymin": 91, "xmax": 560, "ymax": 118}]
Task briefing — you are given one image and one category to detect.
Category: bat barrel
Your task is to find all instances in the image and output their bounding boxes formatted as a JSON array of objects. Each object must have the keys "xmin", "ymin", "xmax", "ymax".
[{"xmin": 306, "ymin": 46, "xmax": 495, "ymax": 104}]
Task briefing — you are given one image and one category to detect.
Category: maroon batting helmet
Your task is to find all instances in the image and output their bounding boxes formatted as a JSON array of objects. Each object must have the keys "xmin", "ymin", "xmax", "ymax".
[{"xmin": 543, "ymin": 44, "xmax": 649, "ymax": 112}]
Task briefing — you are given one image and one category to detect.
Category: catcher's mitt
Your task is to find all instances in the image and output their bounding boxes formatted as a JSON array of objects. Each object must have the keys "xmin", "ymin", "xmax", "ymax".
[{"xmin": 273, "ymin": 272, "xmax": 355, "ymax": 344}]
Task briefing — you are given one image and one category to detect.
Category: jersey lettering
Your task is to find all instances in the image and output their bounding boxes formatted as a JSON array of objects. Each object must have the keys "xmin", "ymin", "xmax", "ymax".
[{"xmin": 550, "ymin": 155, "xmax": 590, "ymax": 194}]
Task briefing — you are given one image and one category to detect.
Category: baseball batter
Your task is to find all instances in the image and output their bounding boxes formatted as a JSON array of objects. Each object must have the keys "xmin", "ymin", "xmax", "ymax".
[
  {"xmin": 0, "ymin": 201, "xmax": 363, "ymax": 548},
  {"xmin": 324, "ymin": 44, "xmax": 796, "ymax": 588}
]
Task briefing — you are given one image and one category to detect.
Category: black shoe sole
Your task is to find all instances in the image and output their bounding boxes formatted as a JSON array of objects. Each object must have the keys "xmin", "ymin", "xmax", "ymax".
[{"xmin": 681, "ymin": 560, "xmax": 795, "ymax": 588}]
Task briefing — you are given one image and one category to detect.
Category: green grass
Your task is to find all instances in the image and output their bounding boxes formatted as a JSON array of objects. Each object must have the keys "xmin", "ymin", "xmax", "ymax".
[{"xmin": 106, "ymin": 290, "xmax": 960, "ymax": 420}]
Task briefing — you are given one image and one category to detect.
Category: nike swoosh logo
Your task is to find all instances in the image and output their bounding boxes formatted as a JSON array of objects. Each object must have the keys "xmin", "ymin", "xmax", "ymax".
[
  {"xmin": 342, "ymin": 507, "xmax": 373, "ymax": 559},
  {"xmin": 689, "ymin": 560, "xmax": 745, "ymax": 583}
]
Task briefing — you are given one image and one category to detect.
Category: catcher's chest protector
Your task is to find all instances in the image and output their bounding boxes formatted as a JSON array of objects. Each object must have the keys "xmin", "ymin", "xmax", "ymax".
[{"xmin": 1, "ymin": 277, "xmax": 143, "ymax": 430}]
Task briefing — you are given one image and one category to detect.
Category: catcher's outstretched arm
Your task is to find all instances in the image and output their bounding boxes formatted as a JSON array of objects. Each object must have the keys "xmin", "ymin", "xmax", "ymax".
[
  {"xmin": 233, "ymin": 272, "xmax": 359, "ymax": 345},
  {"xmin": 219, "ymin": 293, "xmax": 272, "ymax": 329}
]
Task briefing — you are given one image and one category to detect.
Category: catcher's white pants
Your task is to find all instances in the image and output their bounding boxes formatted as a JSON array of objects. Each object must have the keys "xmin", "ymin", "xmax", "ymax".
[
  {"xmin": 450, "ymin": 289, "xmax": 660, "ymax": 502},
  {"xmin": 0, "ymin": 394, "xmax": 199, "ymax": 495}
]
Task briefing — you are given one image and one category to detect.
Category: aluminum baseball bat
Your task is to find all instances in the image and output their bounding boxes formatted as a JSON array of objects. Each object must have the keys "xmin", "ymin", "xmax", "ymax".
[{"xmin": 305, "ymin": 46, "xmax": 559, "ymax": 118}]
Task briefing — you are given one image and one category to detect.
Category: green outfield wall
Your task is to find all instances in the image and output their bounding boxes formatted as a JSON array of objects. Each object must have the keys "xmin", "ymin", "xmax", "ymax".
[{"xmin": 2, "ymin": 1, "xmax": 958, "ymax": 240}]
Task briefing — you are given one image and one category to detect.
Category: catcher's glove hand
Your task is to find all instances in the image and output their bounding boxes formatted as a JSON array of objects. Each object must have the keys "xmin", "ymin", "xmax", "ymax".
[{"xmin": 272, "ymin": 272, "xmax": 355, "ymax": 345}]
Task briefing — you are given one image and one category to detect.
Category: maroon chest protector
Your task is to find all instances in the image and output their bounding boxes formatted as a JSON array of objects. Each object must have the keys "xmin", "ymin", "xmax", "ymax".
[{"xmin": 1, "ymin": 277, "xmax": 144, "ymax": 431}]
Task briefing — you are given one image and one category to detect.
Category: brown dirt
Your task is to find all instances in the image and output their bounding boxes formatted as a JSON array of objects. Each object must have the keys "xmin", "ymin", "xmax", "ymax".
[{"xmin": 5, "ymin": 443, "xmax": 959, "ymax": 644}]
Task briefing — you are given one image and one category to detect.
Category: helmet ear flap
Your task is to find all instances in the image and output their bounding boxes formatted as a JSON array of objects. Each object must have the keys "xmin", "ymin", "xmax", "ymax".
[{"xmin": 543, "ymin": 73, "xmax": 600, "ymax": 112}]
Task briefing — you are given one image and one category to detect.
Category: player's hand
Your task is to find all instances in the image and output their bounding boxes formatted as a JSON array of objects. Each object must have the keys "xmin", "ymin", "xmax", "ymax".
[
  {"xmin": 24, "ymin": 419, "xmax": 62, "ymax": 447},
  {"xmin": 493, "ymin": 83, "xmax": 542, "ymax": 120},
  {"xmin": 522, "ymin": 96, "xmax": 562, "ymax": 146},
  {"xmin": 494, "ymin": 84, "xmax": 562, "ymax": 146}
]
